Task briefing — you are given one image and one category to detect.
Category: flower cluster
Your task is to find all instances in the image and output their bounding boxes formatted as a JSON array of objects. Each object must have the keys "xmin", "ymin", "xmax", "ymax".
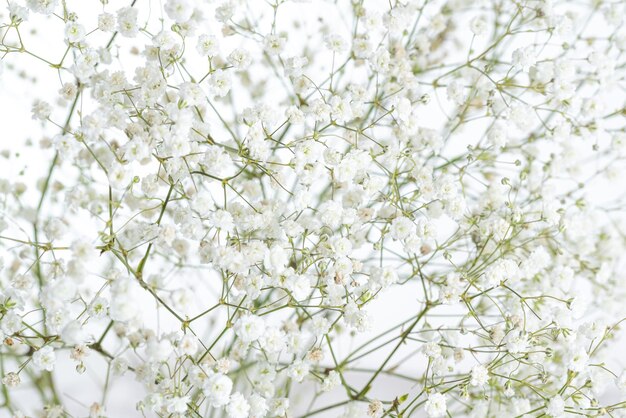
[{"xmin": 1, "ymin": 0, "xmax": 626, "ymax": 417}]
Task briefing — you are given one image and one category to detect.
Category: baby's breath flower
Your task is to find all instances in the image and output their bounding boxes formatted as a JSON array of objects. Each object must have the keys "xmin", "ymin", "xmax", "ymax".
[
  {"xmin": 1, "ymin": 1, "xmax": 626, "ymax": 416},
  {"xmin": 425, "ymin": 392, "xmax": 447, "ymax": 418},
  {"xmin": 2, "ymin": 372, "xmax": 20, "ymax": 388},
  {"xmin": 31, "ymin": 100, "xmax": 51, "ymax": 121},
  {"xmin": 32, "ymin": 346, "xmax": 55, "ymax": 372},
  {"xmin": 64, "ymin": 21, "xmax": 86, "ymax": 43},
  {"xmin": 546, "ymin": 395, "xmax": 565, "ymax": 417}
]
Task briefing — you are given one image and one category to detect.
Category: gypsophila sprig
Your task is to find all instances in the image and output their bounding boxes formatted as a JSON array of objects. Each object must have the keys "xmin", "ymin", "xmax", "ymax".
[{"xmin": 1, "ymin": 0, "xmax": 626, "ymax": 417}]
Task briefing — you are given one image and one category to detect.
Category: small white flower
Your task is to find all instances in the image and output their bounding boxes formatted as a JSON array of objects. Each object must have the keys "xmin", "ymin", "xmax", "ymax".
[
  {"xmin": 61, "ymin": 320, "xmax": 87, "ymax": 345},
  {"xmin": 228, "ymin": 48, "xmax": 252, "ymax": 70},
  {"xmin": 107, "ymin": 162, "xmax": 132, "ymax": 190},
  {"xmin": 512, "ymin": 46, "xmax": 537, "ymax": 71},
  {"xmin": 545, "ymin": 395, "xmax": 565, "ymax": 417},
  {"xmin": 368, "ymin": 400, "xmax": 383, "ymax": 418},
  {"xmin": 248, "ymin": 393, "xmax": 268, "ymax": 418},
  {"xmin": 470, "ymin": 16, "xmax": 487, "ymax": 36},
  {"xmin": 167, "ymin": 396, "xmax": 189, "ymax": 414},
  {"xmin": 197, "ymin": 34, "xmax": 219, "ymax": 56},
  {"xmin": 288, "ymin": 359, "xmax": 310, "ymax": 383},
  {"xmin": 65, "ymin": 21, "xmax": 86, "ymax": 43},
  {"xmin": 117, "ymin": 7, "xmax": 139, "ymax": 37},
  {"xmin": 31, "ymin": 100, "xmax": 51, "ymax": 120},
  {"xmin": 470, "ymin": 364, "xmax": 489, "ymax": 386},
  {"xmin": 204, "ymin": 373, "xmax": 233, "ymax": 407},
  {"xmin": 32, "ymin": 346, "xmax": 56, "ymax": 372},
  {"xmin": 390, "ymin": 216, "xmax": 414, "ymax": 240},
  {"xmin": 26, "ymin": 0, "xmax": 58, "ymax": 15},
  {"xmin": 264, "ymin": 34, "xmax": 286, "ymax": 56},
  {"xmin": 178, "ymin": 334, "xmax": 198, "ymax": 356},
  {"xmin": 567, "ymin": 347, "xmax": 589, "ymax": 372},
  {"xmin": 324, "ymin": 34, "xmax": 347, "ymax": 53},
  {"xmin": 226, "ymin": 392, "xmax": 250, "ymax": 418},
  {"xmin": 234, "ymin": 315, "xmax": 265, "ymax": 343},
  {"xmin": 505, "ymin": 332, "xmax": 529, "ymax": 354},
  {"xmin": 8, "ymin": 2, "xmax": 29, "ymax": 21},
  {"xmin": 164, "ymin": 0, "xmax": 193, "ymax": 23},
  {"xmin": 2, "ymin": 372, "xmax": 20, "ymax": 388},
  {"xmin": 98, "ymin": 13, "xmax": 116, "ymax": 32},
  {"xmin": 208, "ymin": 69, "xmax": 232, "ymax": 97},
  {"xmin": 322, "ymin": 370, "xmax": 341, "ymax": 392},
  {"xmin": 425, "ymin": 392, "xmax": 447, "ymax": 418}
]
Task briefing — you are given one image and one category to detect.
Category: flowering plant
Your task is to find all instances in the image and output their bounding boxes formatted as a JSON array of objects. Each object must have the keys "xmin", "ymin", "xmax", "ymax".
[{"xmin": 1, "ymin": 0, "xmax": 626, "ymax": 417}]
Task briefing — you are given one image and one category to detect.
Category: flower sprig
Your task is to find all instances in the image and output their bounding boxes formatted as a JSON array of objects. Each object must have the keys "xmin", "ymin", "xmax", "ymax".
[{"xmin": 1, "ymin": 0, "xmax": 626, "ymax": 417}]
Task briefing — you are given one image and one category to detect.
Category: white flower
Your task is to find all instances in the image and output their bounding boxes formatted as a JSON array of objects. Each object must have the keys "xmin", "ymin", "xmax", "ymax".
[
  {"xmin": 109, "ymin": 284, "xmax": 138, "ymax": 322},
  {"xmin": 269, "ymin": 398, "xmax": 289, "ymax": 416},
  {"xmin": 178, "ymin": 334, "xmax": 198, "ymax": 356},
  {"xmin": 8, "ymin": 2, "xmax": 29, "ymax": 21},
  {"xmin": 369, "ymin": 266, "xmax": 398, "ymax": 290},
  {"xmin": 324, "ymin": 34, "xmax": 347, "ymax": 53},
  {"xmin": 111, "ymin": 358, "xmax": 128, "ymax": 376},
  {"xmin": 228, "ymin": 48, "xmax": 252, "ymax": 70},
  {"xmin": 343, "ymin": 302, "xmax": 371, "ymax": 332},
  {"xmin": 470, "ymin": 364, "xmax": 489, "ymax": 386},
  {"xmin": 505, "ymin": 332, "xmax": 529, "ymax": 354},
  {"xmin": 26, "ymin": 0, "xmax": 58, "ymax": 15},
  {"xmin": 31, "ymin": 100, "xmax": 51, "ymax": 120},
  {"xmin": 425, "ymin": 392, "xmax": 447, "ymax": 418},
  {"xmin": 352, "ymin": 36, "xmax": 372, "ymax": 59},
  {"xmin": 70, "ymin": 345, "xmax": 90, "ymax": 362},
  {"xmin": 145, "ymin": 337, "xmax": 173, "ymax": 362},
  {"xmin": 204, "ymin": 373, "xmax": 233, "ymax": 407},
  {"xmin": 107, "ymin": 162, "xmax": 132, "ymax": 190},
  {"xmin": 212, "ymin": 209, "xmax": 234, "ymax": 232},
  {"xmin": 390, "ymin": 216, "xmax": 414, "ymax": 240},
  {"xmin": 470, "ymin": 16, "xmax": 487, "ymax": 36},
  {"xmin": 3, "ymin": 1, "xmax": 626, "ymax": 415},
  {"xmin": 423, "ymin": 341, "xmax": 442, "ymax": 359},
  {"xmin": 248, "ymin": 393, "xmax": 269, "ymax": 418},
  {"xmin": 226, "ymin": 392, "xmax": 250, "ymax": 418},
  {"xmin": 322, "ymin": 370, "xmax": 341, "ymax": 392},
  {"xmin": 234, "ymin": 315, "xmax": 265, "ymax": 343},
  {"xmin": 368, "ymin": 400, "xmax": 383, "ymax": 418},
  {"xmin": 98, "ymin": 13, "xmax": 116, "ymax": 32},
  {"xmin": 65, "ymin": 21, "xmax": 86, "ymax": 43},
  {"xmin": 288, "ymin": 359, "xmax": 310, "ymax": 383},
  {"xmin": 284, "ymin": 56, "xmax": 308, "ymax": 77},
  {"xmin": 2, "ymin": 372, "xmax": 20, "ymax": 388},
  {"xmin": 61, "ymin": 321, "xmax": 87, "ymax": 345},
  {"xmin": 369, "ymin": 48, "xmax": 390, "ymax": 73},
  {"xmin": 209, "ymin": 69, "xmax": 232, "ymax": 97},
  {"xmin": 264, "ymin": 34, "xmax": 286, "ymax": 56},
  {"xmin": 509, "ymin": 103, "xmax": 534, "ymax": 131},
  {"xmin": 117, "ymin": 7, "xmax": 139, "ymax": 37},
  {"xmin": 167, "ymin": 396, "xmax": 189, "ymax": 414},
  {"xmin": 483, "ymin": 258, "xmax": 520, "ymax": 288},
  {"xmin": 197, "ymin": 34, "xmax": 219, "ymax": 56},
  {"xmin": 264, "ymin": 244, "xmax": 288, "ymax": 275},
  {"xmin": 512, "ymin": 46, "xmax": 536, "ymax": 71},
  {"xmin": 567, "ymin": 347, "xmax": 589, "ymax": 372},
  {"xmin": 32, "ymin": 346, "xmax": 56, "ymax": 372},
  {"xmin": 546, "ymin": 395, "xmax": 565, "ymax": 417},
  {"xmin": 58, "ymin": 82, "xmax": 78, "ymax": 101},
  {"xmin": 487, "ymin": 123, "xmax": 508, "ymax": 148},
  {"xmin": 329, "ymin": 95, "xmax": 353, "ymax": 124},
  {"xmin": 447, "ymin": 80, "xmax": 465, "ymax": 105},
  {"xmin": 164, "ymin": 0, "xmax": 193, "ymax": 23}
]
